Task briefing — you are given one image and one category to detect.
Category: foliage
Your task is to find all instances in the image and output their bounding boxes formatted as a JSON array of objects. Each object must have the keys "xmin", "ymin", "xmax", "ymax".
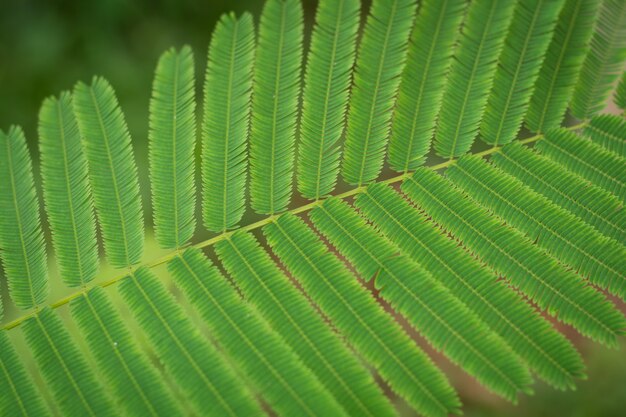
[{"xmin": 0, "ymin": 0, "xmax": 625, "ymax": 416}]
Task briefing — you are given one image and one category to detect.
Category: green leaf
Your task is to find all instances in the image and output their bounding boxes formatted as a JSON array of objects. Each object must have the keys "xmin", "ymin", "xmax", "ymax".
[
  {"xmin": 168, "ymin": 248, "xmax": 347, "ymax": 417},
  {"xmin": 480, "ymin": 0, "xmax": 565, "ymax": 146},
  {"xmin": 525, "ymin": 0, "xmax": 600, "ymax": 132},
  {"xmin": 202, "ymin": 13, "xmax": 255, "ymax": 231},
  {"xmin": 21, "ymin": 308, "xmax": 114, "ymax": 417},
  {"xmin": 215, "ymin": 231, "xmax": 396, "ymax": 417},
  {"xmin": 118, "ymin": 267, "xmax": 263, "ymax": 417},
  {"xmin": 38, "ymin": 92, "xmax": 99, "ymax": 286},
  {"xmin": 402, "ymin": 168, "xmax": 626, "ymax": 346},
  {"xmin": 387, "ymin": 0, "xmax": 466, "ymax": 172},
  {"xmin": 250, "ymin": 0, "xmax": 303, "ymax": 214},
  {"xmin": 570, "ymin": 0, "xmax": 626, "ymax": 119},
  {"xmin": 583, "ymin": 114, "xmax": 626, "ymax": 157},
  {"xmin": 264, "ymin": 213, "xmax": 461, "ymax": 417},
  {"xmin": 73, "ymin": 77, "xmax": 144, "ymax": 267},
  {"xmin": 310, "ymin": 198, "xmax": 533, "ymax": 401},
  {"xmin": 537, "ymin": 128, "xmax": 626, "ymax": 202},
  {"xmin": 341, "ymin": 0, "xmax": 417, "ymax": 185},
  {"xmin": 492, "ymin": 141, "xmax": 626, "ymax": 241},
  {"xmin": 0, "ymin": 331, "xmax": 50, "ymax": 417},
  {"xmin": 297, "ymin": 0, "xmax": 360, "ymax": 198},
  {"xmin": 0, "ymin": 126, "xmax": 48, "ymax": 310},
  {"xmin": 433, "ymin": 0, "xmax": 516, "ymax": 158},
  {"xmin": 355, "ymin": 183, "xmax": 585, "ymax": 390},
  {"xmin": 149, "ymin": 46, "xmax": 197, "ymax": 247},
  {"xmin": 447, "ymin": 155, "xmax": 626, "ymax": 300},
  {"xmin": 70, "ymin": 287, "xmax": 181, "ymax": 417}
]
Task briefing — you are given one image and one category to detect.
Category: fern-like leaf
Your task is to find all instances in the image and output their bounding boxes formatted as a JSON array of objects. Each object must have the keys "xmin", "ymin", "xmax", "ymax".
[
  {"xmin": 311, "ymin": 198, "xmax": 533, "ymax": 401},
  {"xmin": 480, "ymin": 0, "xmax": 564, "ymax": 146},
  {"xmin": 341, "ymin": 0, "xmax": 417, "ymax": 185},
  {"xmin": 355, "ymin": 183, "xmax": 585, "ymax": 390},
  {"xmin": 525, "ymin": 0, "xmax": 600, "ymax": 132},
  {"xmin": 250, "ymin": 0, "xmax": 303, "ymax": 214},
  {"xmin": 38, "ymin": 92, "xmax": 99, "ymax": 287},
  {"xmin": 118, "ymin": 267, "xmax": 263, "ymax": 417},
  {"xmin": 202, "ymin": 13, "xmax": 255, "ymax": 231},
  {"xmin": 402, "ymin": 168, "xmax": 626, "ymax": 346},
  {"xmin": 583, "ymin": 114, "xmax": 626, "ymax": 157},
  {"xmin": 73, "ymin": 77, "xmax": 144, "ymax": 267},
  {"xmin": 570, "ymin": 0, "xmax": 626, "ymax": 119},
  {"xmin": 215, "ymin": 232, "xmax": 396, "ymax": 417},
  {"xmin": 70, "ymin": 288, "xmax": 181, "ymax": 417},
  {"xmin": 387, "ymin": 0, "xmax": 466, "ymax": 172},
  {"xmin": 265, "ymin": 213, "xmax": 461, "ymax": 417},
  {"xmin": 168, "ymin": 248, "xmax": 347, "ymax": 417},
  {"xmin": 297, "ymin": 0, "xmax": 360, "ymax": 198},
  {"xmin": 492, "ymin": 142, "xmax": 626, "ymax": 242},
  {"xmin": 492, "ymin": 141, "xmax": 625, "ymax": 242},
  {"xmin": 0, "ymin": 126, "xmax": 48, "ymax": 309},
  {"xmin": 0, "ymin": 331, "xmax": 50, "ymax": 417},
  {"xmin": 448, "ymin": 155, "xmax": 626, "ymax": 299},
  {"xmin": 433, "ymin": 0, "xmax": 516, "ymax": 158},
  {"xmin": 21, "ymin": 308, "xmax": 114, "ymax": 417},
  {"xmin": 149, "ymin": 46, "xmax": 197, "ymax": 247},
  {"xmin": 537, "ymin": 128, "xmax": 626, "ymax": 202}
]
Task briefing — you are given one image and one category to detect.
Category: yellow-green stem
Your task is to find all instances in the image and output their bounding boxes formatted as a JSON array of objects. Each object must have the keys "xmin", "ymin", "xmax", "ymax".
[{"xmin": 2, "ymin": 122, "xmax": 587, "ymax": 331}]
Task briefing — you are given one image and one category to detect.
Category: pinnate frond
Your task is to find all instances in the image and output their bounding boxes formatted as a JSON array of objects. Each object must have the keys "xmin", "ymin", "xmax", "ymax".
[
  {"xmin": 215, "ymin": 232, "xmax": 396, "ymax": 417},
  {"xmin": 433, "ymin": 0, "xmax": 516, "ymax": 158},
  {"xmin": 264, "ymin": 213, "xmax": 461, "ymax": 417},
  {"xmin": 149, "ymin": 46, "xmax": 197, "ymax": 247},
  {"xmin": 39, "ymin": 92, "xmax": 99, "ymax": 286},
  {"xmin": 168, "ymin": 248, "xmax": 347, "ymax": 417},
  {"xmin": 492, "ymin": 141, "xmax": 625, "ymax": 242},
  {"xmin": 250, "ymin": 0, "xmax": 303, "ymax": 214},
  {"xmin": 387, "ymin": 0, "xmax": 466, "ymax": 172},
  {"xmin": 341, "ymin": 0, "xmax": 417, "ymax": 185},
  {"xmin": 583, "ymin": 114, "xmax": 626, "ymax": 157},
  {"xmin": 570, "ymin": 0, "xmax": 626, "ymax": 119},
  {"xmin": 118, "ymin": 267, "xmax": 263, "ymax": 417},
  {"xmin": 480, "ymin": 0, "xmax": 564, "ymax": 146},
  {"xmin": 355, "ymin": 183, "xmax": 586, "ymax": 390},
  {"xmin": 448, "ymin": 155, "xmax": 626, "ymax": 300},
  {"xmin": 402, "ymin": 168, "xmax": 626, "ymax": 346},
  {"xmin": 537, "ymin": 128, "xmax": 626, "ymax": 203},
  {"xmin": 0, "ymin": 126, "xmax": 48, "ymax": 309},
  {"xmin": 297, "ymin": 0, "xmax": 360, "ymax": 198},
  {"xmin": 73, "ymin": 77, "xmax": 144, "ymax": 267},
  {"xmin": 525, "ymin": 0, "xmax": 600, "ymax": 132},
  {"xmin": 0, "ymin": 331, "xmax": 50, "ymax": 417},
  {"xmin": 202, "ymin": 13, "xmax": 255, "ymax": 231},
  {"xmin": 70, "ymin": 288, "xmax": 181, "ymax": 417},
  {"xmin": 311, "ymin": 198, "xmax": 533, "ymax": 401},
  {"xmin": 21, "ymin": 308, "xmax": 114, "ymax": 417}
]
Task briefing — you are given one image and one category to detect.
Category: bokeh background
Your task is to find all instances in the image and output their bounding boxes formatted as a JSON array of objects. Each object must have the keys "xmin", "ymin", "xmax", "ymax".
[{"xmin": 1, "ymin": 1, "xmax": 624, "ymax": 416}]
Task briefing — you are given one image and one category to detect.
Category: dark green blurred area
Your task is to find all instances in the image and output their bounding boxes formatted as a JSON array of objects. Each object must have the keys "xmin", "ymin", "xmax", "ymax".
[
  {"xmin": 0, "ymin": 1, "xmax": 624, "ymax": 416},
  {"xmin": 0, "ymin": 0, "xmax": 321, "ymax": 146}
]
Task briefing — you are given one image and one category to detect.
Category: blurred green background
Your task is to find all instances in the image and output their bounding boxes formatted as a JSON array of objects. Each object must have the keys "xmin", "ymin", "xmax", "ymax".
[{"xmin": 1, "ymin": 1, "xmax": 624, "ymax": 416}]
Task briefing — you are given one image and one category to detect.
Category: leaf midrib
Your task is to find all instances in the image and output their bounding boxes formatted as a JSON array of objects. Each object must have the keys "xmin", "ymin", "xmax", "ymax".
[
  {"xmin": 89, "ymin": 86, "xmax": 133, "ymax": 267},
  {"xmin": 1, "ymin": 123, "xmax": 587, "ymax": 331},
  {"xmin": 4, "ymin": 137, "xmax": 38, "ymax": 308}
]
